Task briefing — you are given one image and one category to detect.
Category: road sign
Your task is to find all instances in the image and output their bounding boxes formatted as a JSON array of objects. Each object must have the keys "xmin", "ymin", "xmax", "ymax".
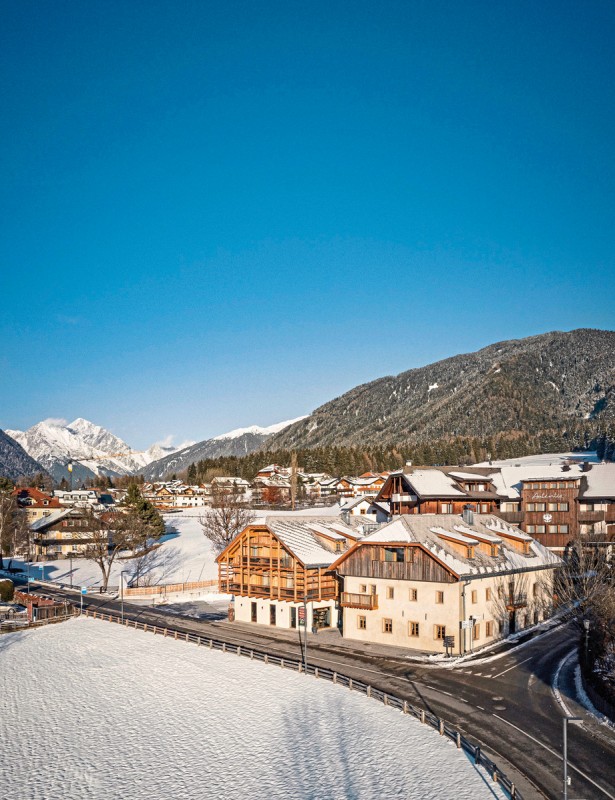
[
  {"xmin": 298, "ymin": 605, "xmax": 306, "ymax": 626},
  {"xmin": 81, "ymin": 587, "xmax": 87, "ymax": 595},
  {"xmin": 460, "ymin": 620, "xmax": 473, "ymax": 629},
  {"xmin": 443, "ymin": 636, "xmax": 455, "ymax": 648}
]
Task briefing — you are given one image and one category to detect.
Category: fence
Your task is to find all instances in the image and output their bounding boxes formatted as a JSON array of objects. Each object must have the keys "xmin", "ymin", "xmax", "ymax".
[
  {"xmin": 0, "ymin": 610, "xmax": 77, "ymax": 634},
  {"xmin": 83, "ymin": 608, "xmax": 522, "ymax": 799},
  {"xmin": 123, "ymin": 579, "xmax": 218, "ymax": 597}
]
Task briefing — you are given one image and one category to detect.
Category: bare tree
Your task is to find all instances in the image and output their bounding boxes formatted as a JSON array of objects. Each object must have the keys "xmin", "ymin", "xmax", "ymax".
[
  {"xmin": 554, "ymin": 534, "xmax": 614, "ymax": 630},
  {"xmin": 79, "ymin": 508, "xmax": 160, "ymax": 591},
  {"xmin": 127, "ymin": 543, "xmax": 182, "ymax": 587},
  {"xmin": 0, "ymin": 484, "xmax": 28, "ymax": 569},
  {"xmin": 200, "ymin": 488, "xmax": 255, "ymax": 555}
]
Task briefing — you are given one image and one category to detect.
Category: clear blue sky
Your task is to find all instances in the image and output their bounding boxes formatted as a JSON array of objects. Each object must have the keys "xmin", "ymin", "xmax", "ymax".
[{"xmin": 1, "ymin": 0, "xmax": 614, "ymax": 449}]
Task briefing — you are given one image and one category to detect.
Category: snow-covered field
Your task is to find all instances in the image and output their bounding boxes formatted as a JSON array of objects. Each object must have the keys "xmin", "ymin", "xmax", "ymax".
[
  {"xmin": 0, "ymin": 617, "xmax": 506, "ymax": 800},
  {"xmin": 8, "ymin": 507, "xmax": 342, "ymax": 591}
]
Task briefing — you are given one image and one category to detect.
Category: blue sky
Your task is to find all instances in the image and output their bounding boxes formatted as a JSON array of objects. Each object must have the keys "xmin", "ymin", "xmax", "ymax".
[{"xmin": 1, "ymin": 0, "xmax": 614, "ymax": 448}]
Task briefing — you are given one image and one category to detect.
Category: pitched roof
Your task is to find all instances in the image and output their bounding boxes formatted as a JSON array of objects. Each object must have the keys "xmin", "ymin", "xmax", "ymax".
[
  {"xmin": 346, "ymin": 513, "xmax": 560, "ymax": 578},
  {"xmin": 396, "ymin": 469, "xmax": 467, "ymax": 498},
  {"xmin": 262, "ymin": 516, "xmax": 362, "ymax": 568}
]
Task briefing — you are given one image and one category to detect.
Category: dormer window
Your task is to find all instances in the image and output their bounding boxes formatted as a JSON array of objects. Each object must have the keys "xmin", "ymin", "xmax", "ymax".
[{"xmin": 383, "ymin": 547, "xmax": 405, "ymax": 563}]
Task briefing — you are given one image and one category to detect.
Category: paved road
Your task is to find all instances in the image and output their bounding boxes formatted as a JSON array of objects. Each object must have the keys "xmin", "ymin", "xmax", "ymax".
[{"xmin": 23, "ymin": 582, "xmax": 615, "ymax": 800}]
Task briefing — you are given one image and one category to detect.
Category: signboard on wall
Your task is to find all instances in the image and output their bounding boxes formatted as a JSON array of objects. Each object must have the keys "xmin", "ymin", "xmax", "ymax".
[{"xmin": 298, "ymin": 606, "xmax": 306, "ymax": 626}]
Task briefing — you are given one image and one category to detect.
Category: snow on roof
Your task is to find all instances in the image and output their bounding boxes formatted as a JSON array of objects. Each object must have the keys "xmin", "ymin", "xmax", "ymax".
[
  {"xmin": 453, "ymin": 524, "xmax": 502, "ymax": 544},
  {"xmin": 30, "ymin": 508, "xmax": 72, "ymax": 530},
  {"xmin": 430, "ymin": 526, "xmax": 479, "ymax": 546},
  {"xmin": 402, "ymin": 470, "xmax": 466, "ymax": 498},
  {"xmin": 356, "ymin": 514, "xmax": 560, "ymax": 577},
  {"xmin": 265, "ymin": 517, "xmax": 344, "ymax": 567},
  {"xmin": 489, "ymin": 464, "xmax": 586, "ymax": 499},
  {"xmin": 581, "ymin": 463, "xmax": 615, "ymax": 499},
  {"xmin": 449, "ymin": 472, "xmax": 493, "ymax": 482}
]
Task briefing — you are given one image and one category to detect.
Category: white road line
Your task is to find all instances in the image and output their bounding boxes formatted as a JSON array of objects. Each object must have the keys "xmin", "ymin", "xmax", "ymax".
[
  {"xmin": 552, "ymin": 649, "xmax": 577, "ymax": 717},
  {"xmin": 492, "ymin": 714, "xmax": 615, "ymax": 800},
  {"xmin": 476, "ymin": 705, "xmax": 485, "ymax": 710},
  {"xmin": 492, "ymin": 656, "xmax": 532, "ymax": 679},
  {"xmin": 425, "ymin": 686, "xmax": 453, "ymax": 696}
]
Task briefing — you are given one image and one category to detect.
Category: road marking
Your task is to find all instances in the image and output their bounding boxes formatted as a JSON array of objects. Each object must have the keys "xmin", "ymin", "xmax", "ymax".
[
  {"xmin": 476, "ymin": 705, "xmax": 485, "ymax": 710},
  {"xmin": 493, "ymin": 714, "xmax": 615, "ymax": 800},
  {"xmin": 552, "ymin": 648, "xmax": 577, "ymax": 718},
  {"xmin": 492, "ymin": 656, "xmax": 532, "ymax": 679}
]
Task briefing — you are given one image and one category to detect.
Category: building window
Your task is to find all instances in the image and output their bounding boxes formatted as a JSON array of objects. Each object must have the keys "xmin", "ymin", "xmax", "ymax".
[
  {"xmin": 526, "ymin": 525, "xmax": 535, "ymax": 533},
  {"xmin": 383, "ymin": 547, "xmax": 405, "ymax": 562},
  {"xmin": 409, "ymin": 621, "xmax": 420, "ymax": 637},
  {"xmin": 409, "ymin": 588, "xmax": 417, "ymax": 601},
  {"xmin": 536, "ymin": 525, "xmax": 545, "ymax": 534},
  {"xmin": 357, "ymin": 616, "xmax": 366, "ymax": 630},
  {"xmin": 435, "ymin": 625, "xmax": 446, "ymax": 640},
  {"xmin": 548, "ymin": 525, "xmax": 558, "ymax": 533},
  {"xmin": 370, "ymin": 585, "xmax": 377, "ymax": 595},
  {"xmin": 440, "ymin": 503, "xmax": 453, "ymax": 513},
  {"xmin": 471, "ymin": 590, "xmax": 477, "ymax": 603},
  {"xmin": 473, "ymin": 623, "xmax": 480, "ymax": 640},
  {"xmin": 486, "ymin": 588, "xmax": 492, "ymax": 601},
  {"xmin": 436, "ymin": 591, "xmax": 444, "ymax": 604},
  {"xmin": 386, "ymin": 586, "xmax": 394, "ymax": 600},
  {"xmin": 383, "ymin": 618, "xmax": 393, "ymax": 634},
  {"xmin": 486, "ymin": 621, "xmax": 493, "ymax": 637},
  {"xmin": 480, "ymin": 503, "xmax": 489, "ymax": 513},
  {"xmin": 559, "ymin": 525, "xmax": 568, "ymax": 533},
  {"xmin": 359, "ymin": 584, "xmax": 367, "ymax": 593}
]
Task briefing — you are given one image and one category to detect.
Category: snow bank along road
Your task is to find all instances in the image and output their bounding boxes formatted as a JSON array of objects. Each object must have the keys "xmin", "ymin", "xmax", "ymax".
[
  {"xmin": 25, "ymin": 583, "xmax": 615, "ymax": 800},
  {"xmin": 0, "ymin": 617, "xmax": 506, "ymax": 800}
]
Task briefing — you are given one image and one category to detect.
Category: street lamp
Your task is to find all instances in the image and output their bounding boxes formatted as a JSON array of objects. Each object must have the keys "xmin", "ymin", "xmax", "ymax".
[
  {"xmin": 583, "ymin": 619, "xmax": 590, "ymax": 665},
  {"xmin": 302, "ymin": 594, "xmax": 308, "ymax": 673},
  {"xmin": 120, "ymin": 570, "xmax": 130, "ymax": 624},
  {"xmin": 563, "ymin": 716, "xmax": 582, "ymax": 800}
]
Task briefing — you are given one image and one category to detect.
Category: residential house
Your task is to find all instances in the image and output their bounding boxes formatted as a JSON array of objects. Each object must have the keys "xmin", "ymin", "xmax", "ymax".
[
  {"xmin": 13, "ymin": 487, "xmax": 62, "ymax": 523},
  {"xmin": 331, "ymin": 512, "xmax": 560, "ymax": 654},
  {"xmin": 217, "ymin": 516, "xmax": 362, "ymax": 631},
  {"xmin": 30, "ymin": 507, "xmax": 107, "ymax": 560}
]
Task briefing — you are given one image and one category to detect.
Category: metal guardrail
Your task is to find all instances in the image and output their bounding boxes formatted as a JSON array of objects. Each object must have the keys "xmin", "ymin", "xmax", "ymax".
[{"xmin": 83, "ymin": 609, "xmax": 522, "ymax": 799}]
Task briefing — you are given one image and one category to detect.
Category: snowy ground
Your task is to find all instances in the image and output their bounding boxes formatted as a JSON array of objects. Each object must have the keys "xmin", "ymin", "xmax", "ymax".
[
  {"xmin": 0, "ymin": 617, "xmax": 506, "ymax": 800},
  {"xmin": 5, "ymin": 506, "xmax": 342, "ymax": 591}
]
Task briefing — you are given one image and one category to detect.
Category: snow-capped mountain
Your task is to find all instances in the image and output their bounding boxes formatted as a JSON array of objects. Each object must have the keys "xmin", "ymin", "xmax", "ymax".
[
  {"xmin": 144, "ymin": 417, "xmax": 307, "ymax": 480},
  {"xmin": 5, "ymin": 419, "xmax": 188, "ymax": 482},
  {"xmin": 0, "ymin": 430, "xmax": 47, "ymax": 481},
  {"xmin": 212, "ymin": 417, "xmax": 307, "ymax": 441}
]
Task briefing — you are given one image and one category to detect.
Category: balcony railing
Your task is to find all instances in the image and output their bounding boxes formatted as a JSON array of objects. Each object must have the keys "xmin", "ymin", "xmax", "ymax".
[
  {"xmin": 578, "ymin": 511, "xmax": 605, "ymax": 523},
  {"xmin": 340, "ymin": 592, "xmax": 378, "ymax": 610},
  {"xmin": 506, "ymin": 593, "xmax": 528, "ymax": 610}
]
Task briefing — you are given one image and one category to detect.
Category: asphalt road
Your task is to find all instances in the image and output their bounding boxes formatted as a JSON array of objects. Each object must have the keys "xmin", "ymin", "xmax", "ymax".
[{"xmin": 20, "ymin": 582, "xmax": 615, "ymax": 800}]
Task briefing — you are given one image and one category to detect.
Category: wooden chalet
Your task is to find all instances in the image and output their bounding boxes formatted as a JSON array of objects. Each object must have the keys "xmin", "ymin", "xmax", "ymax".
[
  {"xmin": 376, "ymin": 469, "xmax": 499, "ymax": 516},
  {"xmin": 217, "ymin": 517, "xmax": 361, "ymax": 630}
]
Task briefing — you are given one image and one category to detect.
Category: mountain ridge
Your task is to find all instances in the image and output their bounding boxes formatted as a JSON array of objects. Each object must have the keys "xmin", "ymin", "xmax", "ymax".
[{"xmin": 266, "ymin": 329, "xmax": 615, "ymax": 450}]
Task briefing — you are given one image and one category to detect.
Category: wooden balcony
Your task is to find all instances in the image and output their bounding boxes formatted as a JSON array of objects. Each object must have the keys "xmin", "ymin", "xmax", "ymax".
[
  {"xmin": 578, "ymin": 511, "xmax": 605, "ymax": 523},
  {"xmin": 506, "ymin": 593, "xmax": 528, "ymax": 610},
  {"xmin": 340, "ymin": 592, "xmax": 378, "ymax": 610}
]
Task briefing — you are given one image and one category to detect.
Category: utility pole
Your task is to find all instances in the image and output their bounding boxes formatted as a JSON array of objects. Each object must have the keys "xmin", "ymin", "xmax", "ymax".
[
  {"xmin": 563, "ymin": 716, "xmax": 582, "ymax": 800},
  {"xmin": 290, "ymin": 452, "xmax": 298, "ymax": 511}
]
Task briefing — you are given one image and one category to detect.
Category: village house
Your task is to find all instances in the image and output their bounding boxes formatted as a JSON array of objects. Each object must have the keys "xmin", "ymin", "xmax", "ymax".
[
  {"xmin": 331, "ymin": 511, "xmax": 561, "ymax": 655},
  {"xmin": 30, "ymin": 507, "xmax": 107, "ymax": 560},
  {"xmin": 217, "ymin": 516, "xmax": 362, "ymax": 631},
  {"xmin": 12, "ymin": 487, "xmax": 62, "ymax": 523}
]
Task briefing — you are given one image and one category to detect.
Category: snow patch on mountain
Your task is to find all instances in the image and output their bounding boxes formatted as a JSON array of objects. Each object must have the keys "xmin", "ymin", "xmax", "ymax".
[{"xmin": 213, "ymin": 416, "xmax": 307, "ymax": 441}]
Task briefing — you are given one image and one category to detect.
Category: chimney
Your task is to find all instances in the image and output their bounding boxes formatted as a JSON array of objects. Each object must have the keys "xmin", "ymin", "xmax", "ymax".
[
  {"xmin": 581, "ymin": 462, "xmax": 592, "ymax": 472},
  {"xmin": 341, "ymin": 510, "xmax": 350, "ymax": 524},
  {"xmin": 462, "ymin": 506, "xmax": 474, "ymax": 526},
  {"xmin": 405, "ymin": 460, "xmax": 412, "ymax": 469}
]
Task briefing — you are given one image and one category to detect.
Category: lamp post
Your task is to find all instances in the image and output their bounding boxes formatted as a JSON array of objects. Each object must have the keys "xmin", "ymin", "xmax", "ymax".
[
  {"xmin": 120, "ymin": 570, "xmax": 130, "ymax": 624},
  {"xmin": 563, "ymin": 716, "xmax": 582, "ymax": 800},
  {"xmin": 69, "ymin": 552, "xmax": 73, "ymax": 589},
  {"xmin": 302, "ymin": 594, "xmax": 308, "ymax": 673},
  {"xmin": 67, "ymin": 461, "xmax": 73, "ymax": 491},
  {"xmin": 583, "ymin": 619, "xmax": 590, "ymax": 666}
]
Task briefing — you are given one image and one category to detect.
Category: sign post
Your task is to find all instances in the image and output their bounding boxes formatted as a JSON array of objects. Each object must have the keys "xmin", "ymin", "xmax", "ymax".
[{"xmin": 80, "ymin": 586, "xmax": 87, "ymax": 614}]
